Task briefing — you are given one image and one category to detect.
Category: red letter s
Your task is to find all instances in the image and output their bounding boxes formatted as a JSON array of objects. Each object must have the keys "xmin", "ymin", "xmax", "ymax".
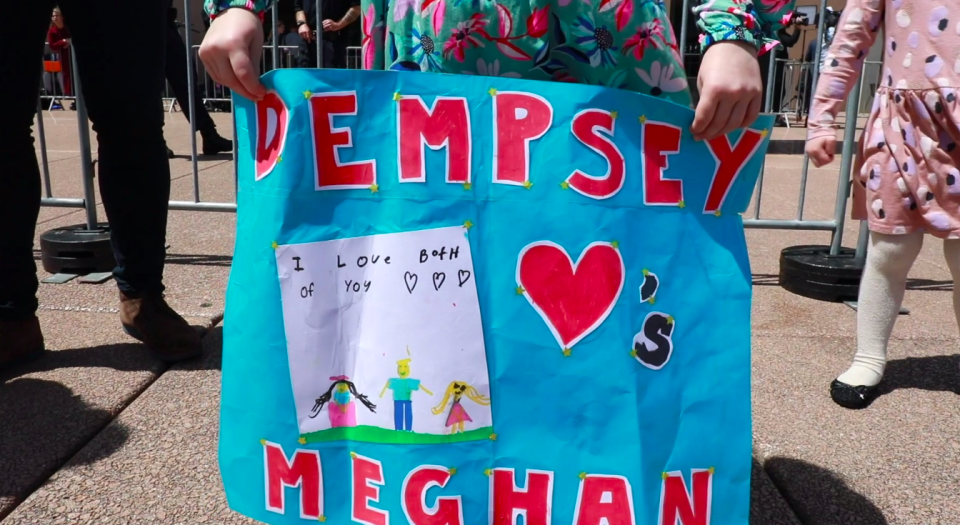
[{"xmin": 567, "ymin": 109, "xmax": 626, "ymax": 199}]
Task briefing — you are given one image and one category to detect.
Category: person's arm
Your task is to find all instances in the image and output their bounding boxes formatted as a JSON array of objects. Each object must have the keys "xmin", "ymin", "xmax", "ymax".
[
  {"xmin": 688, "ymin": 0, "xmax": 796, "ymax": 140},
  {"xmin": 778, "ymin": 25, "xmax": 801, "ymax": 48},
  {"xmin": 199, "ymin": 4, "xmax": 269, "ymax": 101},
  {"xmin": 331, "ymin": 5, "xmax": 361, "ymax": 31},
  {"xmin": 694, "ymin": 0, "xmax": 797, "ymax": 56},
  {"xmin": 48, "ymin": 27, "xmax": 68, "ymax": 51},
  {"xmin": 806, "ymin": 5, "xmax": 881, "ymax": 166},
  {"xmin": 806, "ymin": 0, "xmax": 882, "ymax": 156}
]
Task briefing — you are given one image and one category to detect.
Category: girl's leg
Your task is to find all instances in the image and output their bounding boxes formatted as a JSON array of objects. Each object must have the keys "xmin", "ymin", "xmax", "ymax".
[
  {"xmin": 941, "ymin": 240, "xmax": 960, "ymax": 333},
  {"xmin": 837, "ymin": 231, "xmax": 924, "ymax": 388}
]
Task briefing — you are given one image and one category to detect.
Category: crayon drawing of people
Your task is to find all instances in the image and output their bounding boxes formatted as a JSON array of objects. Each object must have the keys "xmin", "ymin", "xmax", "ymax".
[
  {"xmin": 309, "ymin": 376, "xmax": 376, "ymax": 428},
  {"xmin": 380, "ymin": 357, "xmax": 432, "ymax": 431},
  {"xmin": 432, "ymin": 381, "xmax": 490, "ymax": 434}
]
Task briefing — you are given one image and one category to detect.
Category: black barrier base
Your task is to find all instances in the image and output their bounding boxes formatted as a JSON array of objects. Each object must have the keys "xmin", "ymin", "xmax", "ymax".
[
  {"xmin": 778, "ymin": 245, "xmax": 864, "ymax": 302},
  {"xmin": 40, "ymin": 223, "xmax": 115, "ymax": 275}
]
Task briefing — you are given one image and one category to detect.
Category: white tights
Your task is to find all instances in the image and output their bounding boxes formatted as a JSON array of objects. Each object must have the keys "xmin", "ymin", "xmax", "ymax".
[{"xmin": 838, "ymin": 231, "xmax": 960, "ymax": 386}]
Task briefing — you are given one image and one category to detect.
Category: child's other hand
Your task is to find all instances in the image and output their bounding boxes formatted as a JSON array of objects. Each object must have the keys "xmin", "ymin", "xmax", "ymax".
[
  {"xmin": 692, "ymin": 41, "xmax": 762, "ymax": 141},
  {"xmin": 806, "ymin": 136, "xmax": 836, "ymax": 167},
  {"xmin": 198, "ymin": 8, "xmax": 266, "ymax": 102}
]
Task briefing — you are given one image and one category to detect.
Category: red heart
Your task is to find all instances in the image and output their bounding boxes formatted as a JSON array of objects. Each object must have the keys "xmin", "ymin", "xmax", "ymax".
[{"xmin": 517, "ymin": 242, "xmax": 624, "ymax": 350}]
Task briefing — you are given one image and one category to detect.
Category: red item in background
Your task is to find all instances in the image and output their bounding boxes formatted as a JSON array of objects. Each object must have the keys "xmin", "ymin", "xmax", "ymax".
[{"xmin": 47, "ymin": 24, "xmax": 72, "ymax": 96}]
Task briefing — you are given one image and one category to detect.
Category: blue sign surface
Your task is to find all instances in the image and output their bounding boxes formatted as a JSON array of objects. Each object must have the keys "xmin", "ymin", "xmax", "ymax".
[{"xmin": 221, "ymin": 68, "xmax": 771, "ymax": 525}]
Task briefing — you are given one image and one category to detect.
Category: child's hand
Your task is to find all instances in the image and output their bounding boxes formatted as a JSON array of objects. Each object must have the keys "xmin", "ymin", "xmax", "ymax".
[
  {"xmin": 198, "ymin": 8, "xmax": 267, "ymax": 102},
  {"xmin": 806, "ymin": 136, "xmax": 836, "ymax": 167},
  {"xmin": 692, "ymin": 41, "xmax": 762, "ymax": 141}
]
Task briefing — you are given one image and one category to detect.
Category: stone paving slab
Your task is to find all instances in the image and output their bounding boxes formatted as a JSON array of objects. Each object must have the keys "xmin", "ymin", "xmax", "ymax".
[
  {"xmin": 2, "ymin": 326, "xmax": 257, "ymax": 525},
  {"xmin": 0, "ymin": 310, "xmax": 207, "ymax": 520},
  {"xmin": 752, "ymin": 332, "xmax": 960, "ymax": 525}
]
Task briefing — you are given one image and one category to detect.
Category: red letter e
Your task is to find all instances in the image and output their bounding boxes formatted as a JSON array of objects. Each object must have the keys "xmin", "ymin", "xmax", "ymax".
[
  {"xmin": 352, "ymin": 454, "xmax": 388, "ymax": 525},
  {"xmin": 310, "ymin": 91, "xmax": 376, "ymax": 189}
]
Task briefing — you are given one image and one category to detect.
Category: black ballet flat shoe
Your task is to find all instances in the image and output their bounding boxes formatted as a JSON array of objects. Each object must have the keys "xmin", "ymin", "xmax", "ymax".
[{"xmin": 829, "ymin": 379, "xmax": 878, "ymax": 409}]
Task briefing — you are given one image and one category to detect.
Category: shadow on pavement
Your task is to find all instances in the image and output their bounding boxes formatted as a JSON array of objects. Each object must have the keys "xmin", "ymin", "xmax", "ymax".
[
  {"xmin": 877, "ymin": 355, "xmax": 960, "ymax": 399},
  {"xmin": 0, "ymin": 325, "xmax": 224, "ymax": 519},
  {"xmin": 764, "ymin": 457, "xmax": 889, "ymax": 525},
  {"xmin": 0, "ymin": 378, "xmax": 130, "ymax": 520}
]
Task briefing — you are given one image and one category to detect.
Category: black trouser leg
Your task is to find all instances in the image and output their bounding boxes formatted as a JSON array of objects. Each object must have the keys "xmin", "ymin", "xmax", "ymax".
[
  {"xmin": 165, "ymin": 19, "xmax": 216, "ymax": 132},
  {"xmin": 60, "ymin": 0, "xmax": 170, "ymax": 297},
  {"xmin": 0, "ymin": 0, "xmax": 56, "ymax": 321}
]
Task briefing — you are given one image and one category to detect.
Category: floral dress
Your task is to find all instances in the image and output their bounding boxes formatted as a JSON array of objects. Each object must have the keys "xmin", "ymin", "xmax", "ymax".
[{"xmin": 205, "ymin": 0, "xmax": 794, "ymax": 107}]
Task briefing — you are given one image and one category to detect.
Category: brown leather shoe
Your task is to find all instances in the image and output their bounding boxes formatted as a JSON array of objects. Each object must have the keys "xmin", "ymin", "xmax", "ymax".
[
  {"xmin": 119, "ymin": 292, "xmax": 202, "ymax": 362},
  {"xmin": 0, "ymin": 316, "xmax": 45, "ymax": 371}
]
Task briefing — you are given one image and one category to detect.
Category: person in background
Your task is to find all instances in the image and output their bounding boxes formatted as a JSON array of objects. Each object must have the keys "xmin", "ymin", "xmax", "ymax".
[
  {"xmin": 47, "ymin": 7, "xmax": 74, "ymax": 110},
  {"xmin": 801, "ymin": 7, "xmax": 838, "ymax": 119},
  {"xmin": 293, "ymin": 0, "xmax": 361, "ymax": 69},
  {"xmin": 1, "ymin": 0, "xmax": 204, "ymax": 371},
  {"xmin": 760, "ymin": 11, "xmax": 803, "ymax": 124},
  {"xmin": 268, "ymin": 18, "xmax": 288, "ymax": 45},
  {"xmin": 164, "ymin": 1, "xmax": 233, "ymax": 157},
  {"xmin": 806, "ymin": 0, "xmax": 960, "ymax": 409}
]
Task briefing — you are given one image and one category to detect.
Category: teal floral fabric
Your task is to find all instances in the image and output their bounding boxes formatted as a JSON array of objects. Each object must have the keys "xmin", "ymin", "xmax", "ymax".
[{"xmin": 206, "ymin": 0, "xmax": 795, "ymax": 107}]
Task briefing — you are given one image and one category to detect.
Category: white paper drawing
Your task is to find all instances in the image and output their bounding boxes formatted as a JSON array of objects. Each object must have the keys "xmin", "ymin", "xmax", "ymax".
[{"xmin": 275, "ymin": 225, "xmax": 492, "ymax": 444}]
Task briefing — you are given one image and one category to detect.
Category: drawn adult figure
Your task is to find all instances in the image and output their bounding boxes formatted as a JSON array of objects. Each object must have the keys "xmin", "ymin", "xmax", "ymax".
[
  {"xmin": 380, "ymin": 356, "xmax": 432, "ymax": 431},
  {"xmin": 432, "ymin": 381, "xmax": 490, "ymax": 434},
  {"xmin": 309, "ymin": 375, "xmax": 375, "ymax": 428}
]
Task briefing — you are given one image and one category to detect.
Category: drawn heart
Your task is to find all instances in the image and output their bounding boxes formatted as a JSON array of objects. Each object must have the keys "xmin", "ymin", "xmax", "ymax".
[
  {"xmin": 404, "ymin": 272, "xmax": 418, "ymax": 294},
  {"xmin": 432, "ymin": 272, "xmax": 446, "ymax": 291},
  {"xmin": 457, "ymin": 269, "xmax": 471, "ymax": 287},
  {"xmin": 517, "ymin": 242, "xmax": 624, "ymax": 350}
]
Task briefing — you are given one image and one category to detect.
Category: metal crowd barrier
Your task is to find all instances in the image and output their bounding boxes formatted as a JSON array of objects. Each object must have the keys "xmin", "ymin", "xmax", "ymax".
[
  {"xmin": 35, "ymin": 0, "xmax": 868, "ymax": 261},
  {"xmin": 36, "ymin": 44, "xmax": 98, "ymax": 230}
]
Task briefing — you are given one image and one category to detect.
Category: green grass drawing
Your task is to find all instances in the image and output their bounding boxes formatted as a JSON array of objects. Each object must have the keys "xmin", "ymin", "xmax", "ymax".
[{"xmin": 302, "ymin": 425, "xmax": 494, "ymax": 445}]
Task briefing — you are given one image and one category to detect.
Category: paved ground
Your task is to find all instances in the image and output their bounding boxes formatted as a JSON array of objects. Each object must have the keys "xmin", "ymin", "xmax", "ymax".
[{"xmin": 1, "ymin": 110, "xmax": 957, "ymax": 524}]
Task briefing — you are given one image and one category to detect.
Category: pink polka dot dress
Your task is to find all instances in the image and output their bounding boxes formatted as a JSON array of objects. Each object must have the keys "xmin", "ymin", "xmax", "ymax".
[{"xmin": 808, "ymin": 0, "xmax": 960, "ymax": 238}]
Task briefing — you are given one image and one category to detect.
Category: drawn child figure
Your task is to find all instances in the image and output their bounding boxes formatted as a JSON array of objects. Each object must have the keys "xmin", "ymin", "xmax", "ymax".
[
  {"xmin": 380, "ymin": 357, "xmax": 432, "ymax": 431},
  {"xmin": 432, "ymin": 381, "xmax": 490, "ymax": 434},
  {"xmin": 309, "ymin": 376, "xmax": 376, "ymax": 428},
  {"xmin": 806, "ymin": 0, "xmax": 960, "ymax": 409}
]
